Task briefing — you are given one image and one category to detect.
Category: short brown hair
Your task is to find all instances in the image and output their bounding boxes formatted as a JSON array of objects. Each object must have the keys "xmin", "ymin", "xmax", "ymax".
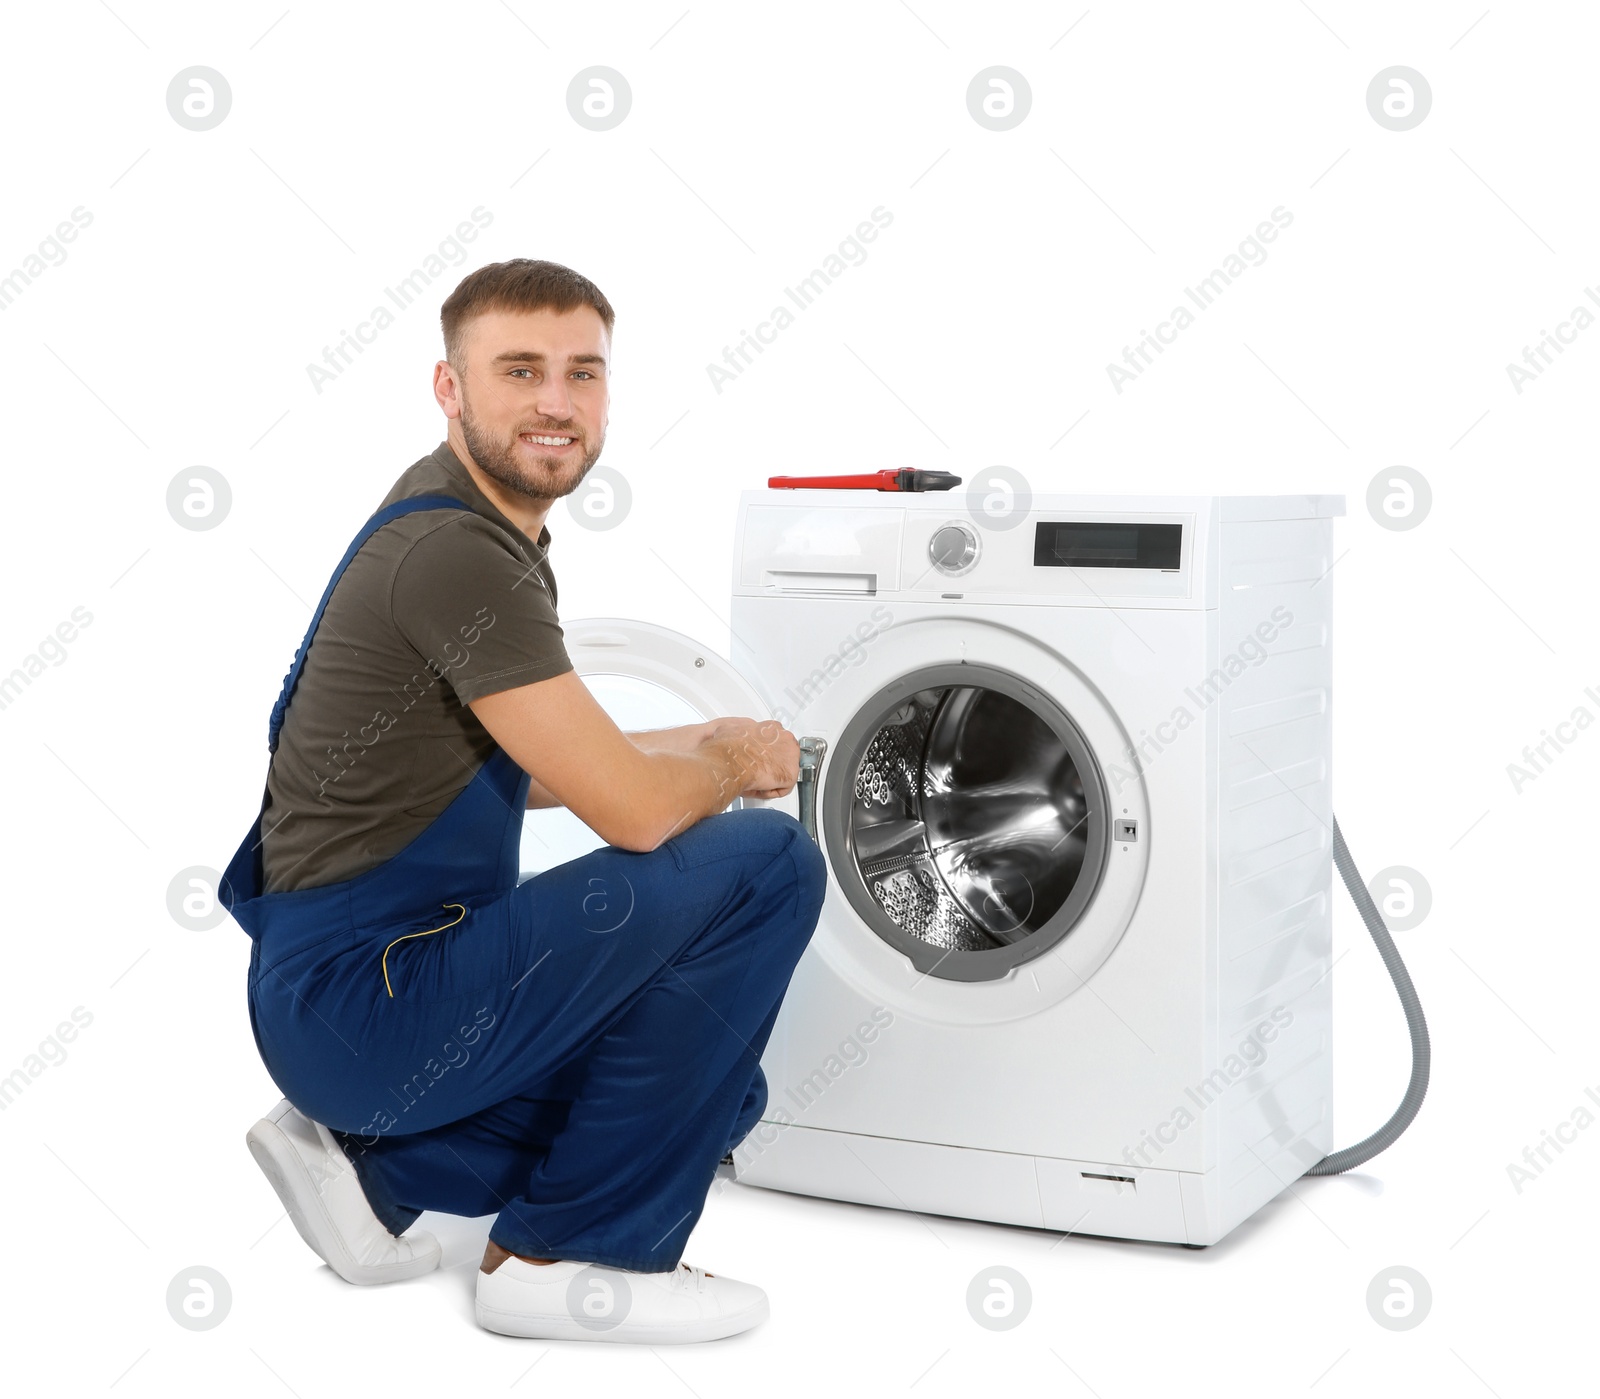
[{"xmin": 439, "ymin": 259, "xmax": 615, "ymax": 367}]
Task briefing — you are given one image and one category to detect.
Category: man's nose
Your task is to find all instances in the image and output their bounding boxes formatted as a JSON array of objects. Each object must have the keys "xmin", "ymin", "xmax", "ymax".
[{"xmin": 532, "ymin": 381, "xmax": 575, "ymax": 422}]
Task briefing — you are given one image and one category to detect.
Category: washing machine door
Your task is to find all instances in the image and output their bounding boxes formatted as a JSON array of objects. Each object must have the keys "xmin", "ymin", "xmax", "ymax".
[
  {"xmin": 821, "ymin": 660, "xmax": 1112, "ymax": 984},
  {"xmin": 518, "ymin": 616, "xmax": 807, "ymax": 877}
]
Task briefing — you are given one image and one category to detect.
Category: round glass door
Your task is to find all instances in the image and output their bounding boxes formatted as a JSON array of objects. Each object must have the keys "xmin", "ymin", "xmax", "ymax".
[{"xmin": 822, "ymin": 662, "xmax": 1109, "ymax": 982}]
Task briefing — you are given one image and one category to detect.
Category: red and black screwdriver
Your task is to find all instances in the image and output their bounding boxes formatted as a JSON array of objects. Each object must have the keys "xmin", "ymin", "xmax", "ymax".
[{"xmin": 766, "ymin": 468, "xmax": 963, "ymax": 492}]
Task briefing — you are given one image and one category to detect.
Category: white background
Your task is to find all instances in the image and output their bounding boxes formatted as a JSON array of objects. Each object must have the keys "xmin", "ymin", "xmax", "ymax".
[{"xmin": 0, "ymin": 1, "xmax": 1594, "ymax": 1394}]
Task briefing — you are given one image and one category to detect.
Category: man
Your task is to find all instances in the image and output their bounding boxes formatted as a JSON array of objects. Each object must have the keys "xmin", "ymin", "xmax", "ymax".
[{"xmin": 223, "ymin": 258, "xmax": 826, "ymax": 1344}]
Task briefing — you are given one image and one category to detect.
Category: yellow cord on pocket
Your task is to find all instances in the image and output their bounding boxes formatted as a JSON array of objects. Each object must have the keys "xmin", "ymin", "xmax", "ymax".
[{"xmin": 381, "ymin": 903, "xmax": 467, "ymax": 999}]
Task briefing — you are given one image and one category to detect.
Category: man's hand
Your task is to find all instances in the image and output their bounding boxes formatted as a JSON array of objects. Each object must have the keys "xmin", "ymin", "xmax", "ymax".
[{"xmin": 701, "ymin": 717, "xmax": 799, "ymax": 800}]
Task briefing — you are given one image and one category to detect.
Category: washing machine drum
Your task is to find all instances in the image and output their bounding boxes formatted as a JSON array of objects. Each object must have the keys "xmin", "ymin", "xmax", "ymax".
[{"xmin": 825, "ymin": 664, "xmax": 1110, "ymax": 982}]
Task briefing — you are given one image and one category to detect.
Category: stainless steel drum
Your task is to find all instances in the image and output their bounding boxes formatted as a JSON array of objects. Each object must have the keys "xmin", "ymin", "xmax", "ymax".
[{"xmin": 823, "ymin": 663, "xmax": 1109, "ymax": 982}]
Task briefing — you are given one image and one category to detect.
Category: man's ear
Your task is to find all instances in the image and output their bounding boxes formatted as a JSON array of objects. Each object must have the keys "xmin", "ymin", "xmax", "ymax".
[{"xmin": 434, "ymin": 359, "xmax": 463, "ymax": 419}]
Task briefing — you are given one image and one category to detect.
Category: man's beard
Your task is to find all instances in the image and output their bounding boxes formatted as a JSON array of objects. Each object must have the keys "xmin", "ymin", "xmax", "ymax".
[{"xmin": 459, "ymin": 392, "xmax": 603, "ymax": 502}]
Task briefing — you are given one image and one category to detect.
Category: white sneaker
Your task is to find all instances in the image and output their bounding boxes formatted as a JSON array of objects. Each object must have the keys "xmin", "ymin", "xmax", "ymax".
[
  {"xmin": 476, "ymin": 1254, "xmax": 769, "ymax": 1343},
  {"xmin": 245, "ymin": 1098, "xmax": 441, "ymax": 1286}
]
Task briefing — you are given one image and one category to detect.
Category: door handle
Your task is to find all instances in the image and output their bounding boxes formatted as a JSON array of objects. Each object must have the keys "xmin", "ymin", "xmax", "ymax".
[{"xmin": 797, "ymin": 736, "xmax": 827, "ymax": 843}]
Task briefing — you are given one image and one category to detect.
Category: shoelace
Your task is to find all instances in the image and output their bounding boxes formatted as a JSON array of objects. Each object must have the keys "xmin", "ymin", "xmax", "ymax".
[{"xmin": 669, "ymin": 1263, "xmax": 708, "ymax": 1295}]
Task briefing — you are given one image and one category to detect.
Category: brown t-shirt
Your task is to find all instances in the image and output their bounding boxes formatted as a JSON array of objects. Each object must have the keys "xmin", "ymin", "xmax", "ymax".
[{"xmin": 260, "ymin": 441, "xmax": 572, "ymax": 893}]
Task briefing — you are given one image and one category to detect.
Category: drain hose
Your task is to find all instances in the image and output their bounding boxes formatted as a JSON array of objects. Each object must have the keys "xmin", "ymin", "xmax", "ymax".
[{"xmin": 1305, "ymin": 815, "xmax": 1432, "ymax": 1175}]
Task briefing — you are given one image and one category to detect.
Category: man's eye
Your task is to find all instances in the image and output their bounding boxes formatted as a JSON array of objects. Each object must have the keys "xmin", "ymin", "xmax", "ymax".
[{"xmin": 509, "ymin": 367, "xmax": 533, "ymax": 378}]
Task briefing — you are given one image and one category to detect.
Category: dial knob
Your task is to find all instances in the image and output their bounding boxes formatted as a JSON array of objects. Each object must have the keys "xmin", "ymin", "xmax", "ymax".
[{"xmin": 928, "ymin": 522, "xmax": 979, "ymax": 576}]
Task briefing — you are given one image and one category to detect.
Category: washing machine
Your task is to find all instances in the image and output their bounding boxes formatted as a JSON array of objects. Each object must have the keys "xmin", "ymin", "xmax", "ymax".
[{"xmin": 523, "ymin": 490, "xmax": 1344, "ymax": 1248}]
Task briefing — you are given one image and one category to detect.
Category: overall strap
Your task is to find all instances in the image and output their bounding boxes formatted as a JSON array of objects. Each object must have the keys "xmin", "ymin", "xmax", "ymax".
[{"xmin": 266, "ymin": 495, "xmax": 469, "ymax": 753}]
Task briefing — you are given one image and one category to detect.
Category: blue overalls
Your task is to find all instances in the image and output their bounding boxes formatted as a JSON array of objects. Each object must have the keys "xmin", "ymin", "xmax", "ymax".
[{"xmin": 222, "ymin": 495, "xmax": 826, "ymax": 1271}]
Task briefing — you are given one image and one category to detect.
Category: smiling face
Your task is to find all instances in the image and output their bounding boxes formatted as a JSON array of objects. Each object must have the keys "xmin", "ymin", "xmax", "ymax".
[{"xmin": 435, "ymin": 304, "xmax": 611, "ymax": 506}]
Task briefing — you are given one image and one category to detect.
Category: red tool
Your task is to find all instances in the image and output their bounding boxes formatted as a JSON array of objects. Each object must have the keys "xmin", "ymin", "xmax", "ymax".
[{"xmin": 767, "ymin": 468, "xmax": 963, "ymax": 493}]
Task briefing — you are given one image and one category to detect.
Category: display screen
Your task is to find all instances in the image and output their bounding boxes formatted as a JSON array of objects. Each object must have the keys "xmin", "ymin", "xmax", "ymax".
[{"xmin": 1033, "ymin": 521, "xmax": 1182, "ymax": 570}]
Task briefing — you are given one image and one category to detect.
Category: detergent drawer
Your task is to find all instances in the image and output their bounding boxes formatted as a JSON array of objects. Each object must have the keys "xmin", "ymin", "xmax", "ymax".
[{"xmin": 738, "ymin": 504, "xmax": 905, "ymax": 593}]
